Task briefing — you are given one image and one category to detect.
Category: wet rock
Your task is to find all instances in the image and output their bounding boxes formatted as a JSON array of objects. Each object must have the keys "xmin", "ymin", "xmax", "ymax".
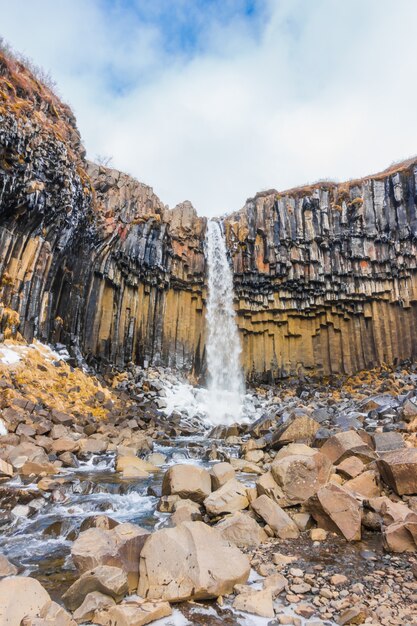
[
  {"xmin": 94, "ymin": 600, "xmax": 172, "ymax": 626},
  {"xmin": 204, "ymin": 478, "xmax": 249, "ymax": 516},
  {"xmin": 72, "ymin": 591, "xmax": 116, "ymax": 624},
  {"xmin": 71, "ymin": 522, "xmax": 149, "ymax": 591},
  {"xmin": 215, "ymin": 511, "xmax": 268, "ymax": 548},
  {"xmin": 146, "ymin": 452, "xmax": 166, "ymax": 466},
  {"xmin": 271, "ymin": 443, "xmax": 333, "ymax": 504},
  {"xmin": 138, "ymin": 520, "xmax": 250, "ymax": 601},
  {"xmin": 162, "ymin": 464, "xmax": 211, "ymax": 503},
  {"xmin": 0, "ymin": 576, "xmax": 51, "ymax": 624},
  {"xmin": 80, "ymin": 515, "xmax": 119, "ymax": 532},
  {"xmin": 306, "ymin": 484, "xmax": 362, "ymax": 541},
  {"xmin": 210, "ymin": 462, "xmax": 235, "ymax": 490},
  {"xmin": 233, "ymin": 587, "xmax": 274, "ymax": 618},
  {"xmin": 62, "ymin": 565, "xmax": 129, "ymax": 611},
  {"xmin": 320, "ymin": 431, "xmax": 375, "ymax": 465},
  {"xmin": 377, "ymin": 448, "xmax": 417, "ymax": 495},
  {"xmin": 251, "ymin": 495, "xmax": 300, "ymax": 539}
]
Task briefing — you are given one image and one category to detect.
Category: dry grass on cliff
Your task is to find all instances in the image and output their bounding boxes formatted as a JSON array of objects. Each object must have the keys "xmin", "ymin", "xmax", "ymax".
[{"xmin": 0, "ymin": 339, "xmax": 122, "ymax": 420}]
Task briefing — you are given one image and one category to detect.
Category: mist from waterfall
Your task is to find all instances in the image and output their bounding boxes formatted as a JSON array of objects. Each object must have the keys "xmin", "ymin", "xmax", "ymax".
[{"xmin": 204, "ymin": 220, "xmax": 245, "ymax": 424}]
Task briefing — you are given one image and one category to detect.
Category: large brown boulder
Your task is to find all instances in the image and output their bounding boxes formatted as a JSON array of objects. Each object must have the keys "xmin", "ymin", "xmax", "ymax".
[
  {"xmin": 215, "ymin": 511, "xmax": 268, "ymax": 548},
  {"xmin": 383, "ymin": 513, "xmax": 417, "ymax": 552},
  {"xmin": 267, "ymin": 414, "xmax": 320, "ymax": 448},
  {"xmin": 320, "ymin": 431, "xmax": 375, "ymax": 465},
  {"xmin": 377, "ymin": 448, "xmax": 417, "ymax": 495},
  {"xmin": 271, "ymin": 444, "xmax": 333, "ymax": 504},
  {"xmin": 306, "ymin": 483, "xmax": 362, "ymax": 541},
  {"xmin": 162, "ymin": 464, "xmax": 211, "ymax": 503},
  {"xmin": 344, "ymin": 470, "xmax": 380, "ymax": 499},
  {"xmin": 210, "ymin": 462, "xmax": 235, "ymax": 490},
  {"xmin": 251, "ymin": 495, "xmax": 299, "ymax": 539},
  {"xmin": 62, "ymin": 566, "xmax": 128, "ymax": 611},
  {"xmin": 138, "ymin": 521, "xmax": 250, "ymax": 601},
  {"xmin": 0, "ymin": 576, "xmax": 50, "ymax": 625},
  {"xmin": 204, "ymin": 478, "xmax": 249, "ymax": 516},
  {"xmin": 71, "ymin": 523, "xmax": 149, "ymax": 591},
  {"xmin": 94, "ymin": 600, "xmax": 172, "ymax": 626}
]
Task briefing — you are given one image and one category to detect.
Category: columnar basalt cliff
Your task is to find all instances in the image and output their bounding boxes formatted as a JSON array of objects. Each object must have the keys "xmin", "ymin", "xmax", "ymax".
[{"xmin": 2, "ymin": 51, "xmax": 417, "ymax": 380}]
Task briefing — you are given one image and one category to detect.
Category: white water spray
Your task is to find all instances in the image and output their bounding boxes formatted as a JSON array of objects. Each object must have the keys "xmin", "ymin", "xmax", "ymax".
[{"xmin": 205, "ymin": 220, "xmax": 245, "ymax": 424}]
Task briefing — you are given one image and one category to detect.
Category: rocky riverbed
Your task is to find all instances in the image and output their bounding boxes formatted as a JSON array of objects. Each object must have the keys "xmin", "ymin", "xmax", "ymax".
[{"xmin": 0, "ymin": 339, "xmax": 416, "ymax": 626}]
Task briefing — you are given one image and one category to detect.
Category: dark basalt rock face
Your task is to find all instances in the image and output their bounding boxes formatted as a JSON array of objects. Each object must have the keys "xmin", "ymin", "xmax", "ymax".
[{"xmin": 2, "ymin": 51, "xmax": 417, "ymax": 380}]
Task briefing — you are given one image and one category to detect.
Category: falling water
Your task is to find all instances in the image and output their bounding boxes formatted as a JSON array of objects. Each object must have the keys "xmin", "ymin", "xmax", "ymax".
[{"xmin": 205, "ymin": 220, "xmax": 245, "ymax": 424}]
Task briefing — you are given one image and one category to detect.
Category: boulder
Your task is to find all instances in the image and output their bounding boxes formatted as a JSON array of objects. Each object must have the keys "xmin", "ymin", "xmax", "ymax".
[
  {"xmin": 0, "ymin": 554, "xmax": 18, "ymax": 577},
  {"xmin": 377, "ymin": 448, "xmax": 417, "ymax": 495},
  {"xmin": 372, "ymin": 432, "xmax": 405, "ymax": 453},
  {"xmin": 336, "ymin": 456, "xmax": 365, "ymax": 479},
  {"xmin": 204, "ymin": 478, "xmax": 249, "ymax": 516},
  {"xmin": 251, "ymin": 495, "xmax": 299, "ymax": 539},
  {"xmin": 383, "ymin": 513, "xmax": 417, "ymax": 552},
  {"xmin": 0, "ymin": 576, "xmax": 50, "ymax": 625},
  {"xmin": 62, "ymin": 566, "xmax": 128, "ymax": 611},
  {"xmin": 0, "ymin": 459, "xmax": 13, "ymax": 478},
  {"xmin": 94, "ymin": 600, "xmax": 172, "ymax": 626},
  {"xmin": 271, "ymin": 444, "xmax": 333, "ymax": 504},
  {"xmin": 215, "ymin": 511, "xmax": 268, "ymax": 548},
  {"xmin": 230, "ymin": 458, "xmax": 263, "ymax": 474},
  {"xmin": 210, "ymin": 462, "xmax": 235, "ymax": 490},
  {"xmin": 116, "ymin": 456, "xmax": 157, "ymax": 477},
  {"xmin": 71, "ymin": 522, "xmax": 149, "ymax": 591},
  {"xmin": 256, "ymin": 471, "xmax": 287, "ymax": 506},
  {"xmin": 233, "ymin": 588, "xmax": 274, "ymax": 618},
  {"xmin": 22, "ymin": 601, "xmax": 76, "ymax": 625},
  {"xmin": 320, "ymin": 431, "xmax": 375, "ymax": 465},
  {"xmin": 171, "ymin": 499, "xmax": 202, "ymax": 525},
  {"xmin": 138, "ymin": 521, "xmax": 250, "ymax": 601},
  {"xmin": 306, "ymin": 484, "xmax": 361, "ymax": 541},
  {"xmin": 344, "ymin": 470, "xmax": 380, "ymax": 498},
  {"xmin": 72, "ymin": 591, "xmax": 116, "ymax": 624},
  {"xmin": 162, "ymin": 464, "xmax": 211, "ymax": 503},
  {"xmin": 267, "ymin": 414, "xmax": 320, "ymax": 448}
]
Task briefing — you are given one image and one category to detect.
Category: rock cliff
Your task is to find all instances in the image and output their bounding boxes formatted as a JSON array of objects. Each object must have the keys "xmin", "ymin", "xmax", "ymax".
[{"xmin": 2, "ymin": 51, "xmax": 417, "ymax": 380}]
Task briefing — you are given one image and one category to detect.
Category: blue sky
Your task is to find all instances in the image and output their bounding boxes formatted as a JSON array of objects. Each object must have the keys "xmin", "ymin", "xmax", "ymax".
[{"xmin": 1, "ymin": 0, "xmax": 417, "ymax": 216}]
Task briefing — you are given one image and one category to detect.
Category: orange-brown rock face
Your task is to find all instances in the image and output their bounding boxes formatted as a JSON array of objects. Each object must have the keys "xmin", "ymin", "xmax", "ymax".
[{"xmin": 2, "ymin": 51, "xmax": 417, "ymax": 380}]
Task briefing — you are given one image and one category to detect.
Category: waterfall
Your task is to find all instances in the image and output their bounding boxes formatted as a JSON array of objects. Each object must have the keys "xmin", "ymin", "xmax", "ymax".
[{"xmin": 205, "ymin": 220, "xmax": 245, "ymax": 424}]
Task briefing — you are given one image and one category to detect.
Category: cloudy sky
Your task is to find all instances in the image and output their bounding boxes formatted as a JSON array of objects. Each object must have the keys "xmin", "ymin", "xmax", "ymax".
[{"xmin": 1, "ymin": 0, "xmax": 417, "ymax": 216}]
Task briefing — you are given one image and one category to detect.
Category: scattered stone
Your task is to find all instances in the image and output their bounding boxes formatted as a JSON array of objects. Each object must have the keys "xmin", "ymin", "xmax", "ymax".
[
  {"xmin": 0, "ymin": 576, "xmax": 51, "ymax": 625},
  {"xmin": 93, "ymin": 599, "xmax": 172, "ymax": 626},
  {"xmin": 162, "ymin": 464, "xmax": 211, "ymax": 503},
  {"xmin": 72, "ymin": 591, "xmax": 116, "ymax": 624},
  {"xmin": 251, "ymin": 495, "xmax": 300, "ymax": 539},
  {"xmin": 320, "ymin": 431, "xmax": 375, "ymax": 465},
  {"xmin": 233, "ymin": 588, "xmax": 274, "ymax": 618},
  {"xmin": 271, "ymin": 444, "xmax": 333, "ymax": 504},
  {"xmin": 210, "ymin": 462, "xmax": 235, "ymax": 490},
  {"xmin": 204, "ymin": 478, "xmax": 249, "ymax": 516},
  {"xmin": 310, "ymin": 528, "xmax": 327, "ymax": 541},
  {"xmin": 377, "ymin": 448, "xmax": 417, "ymax": 495},
  {"xmin": 215, "ymin": 511, "xmax": 267, "ymax": 548},
  {"xmin": 71, "ymin": 522, "xmax": 149, "ymax": 591},
  {"xmin": 0, "ymin": 554, "xmax": 18, "ymax": 577},
  {"xmin": 306, "ymin": 483, "xmax": 362, "ymax": 541},
  {"xmin": 62, "ymin": 566, "xmax": 129, "ymax": 611}
]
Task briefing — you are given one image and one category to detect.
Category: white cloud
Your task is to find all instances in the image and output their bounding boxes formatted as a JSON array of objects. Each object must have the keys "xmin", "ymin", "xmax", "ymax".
[{"xmin": 1, "ymin": 0, "xmax": 417, "ymax": 216}]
